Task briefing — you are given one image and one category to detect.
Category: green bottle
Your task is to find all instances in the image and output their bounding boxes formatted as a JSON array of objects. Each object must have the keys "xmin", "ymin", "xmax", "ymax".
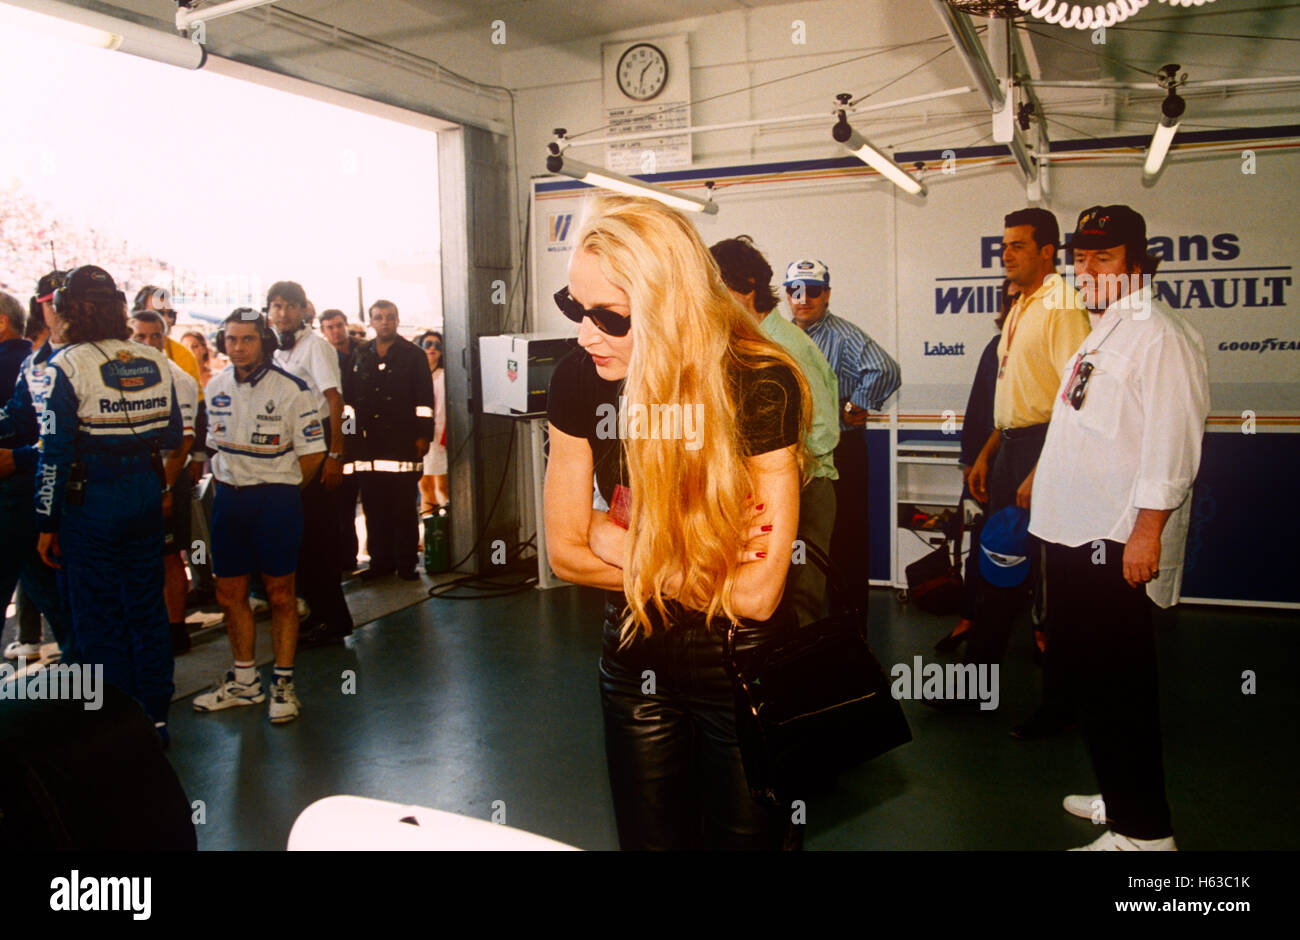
[{"xmin": 423, "ymin": 506, "xmax": 450, "ymax": 573}]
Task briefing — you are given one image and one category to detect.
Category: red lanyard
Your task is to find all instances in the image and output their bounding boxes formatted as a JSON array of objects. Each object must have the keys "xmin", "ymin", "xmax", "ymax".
[{"xmin": 998, "ymin": 295, "xmax": 1027, "ymax": 380}]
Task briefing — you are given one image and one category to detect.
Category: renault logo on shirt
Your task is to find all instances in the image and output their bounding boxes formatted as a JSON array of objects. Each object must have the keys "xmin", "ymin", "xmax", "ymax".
[{"xmin": 265, "ymin": 400, "xmax": 275, "ymax": 414}]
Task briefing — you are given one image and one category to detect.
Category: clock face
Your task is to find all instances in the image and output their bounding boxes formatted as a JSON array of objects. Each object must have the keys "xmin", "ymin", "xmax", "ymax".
[{"xmin": 616, "ymin": 43, "xmax": 669, "ymax": 102}]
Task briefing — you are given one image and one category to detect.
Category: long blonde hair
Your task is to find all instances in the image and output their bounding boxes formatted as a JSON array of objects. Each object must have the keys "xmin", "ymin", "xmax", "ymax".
[{"xmin": 575, "ymin": 196, "xmax": 813, "ymax": 638}]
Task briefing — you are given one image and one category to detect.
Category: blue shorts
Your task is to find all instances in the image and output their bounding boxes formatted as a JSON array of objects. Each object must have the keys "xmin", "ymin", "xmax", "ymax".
[{"xmin": 210, "ymin": 483, "xmax": 303, "ymax": 579}]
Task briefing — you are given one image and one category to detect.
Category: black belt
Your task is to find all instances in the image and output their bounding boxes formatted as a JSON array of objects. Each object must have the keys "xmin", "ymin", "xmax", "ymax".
[{"xmin": 999, "ymin": 423, "xmax": 1048, "ymax": 442}]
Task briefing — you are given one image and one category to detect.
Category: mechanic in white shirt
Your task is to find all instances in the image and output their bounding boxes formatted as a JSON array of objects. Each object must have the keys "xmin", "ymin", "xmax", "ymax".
[
  {"xmin": 267, "ymin": 280, "xmax": 353, "ymax": 647},
  {"xmin": 193, "ymin": 308, "xmax": 325, "ymax": 725},
  {"xmin": 1029, "ymin": 205, "xmax": 1210, "ymax": 852},
  {"xmin": 129, "ymin": 309, "xmax": 199, "ymax": 656}
]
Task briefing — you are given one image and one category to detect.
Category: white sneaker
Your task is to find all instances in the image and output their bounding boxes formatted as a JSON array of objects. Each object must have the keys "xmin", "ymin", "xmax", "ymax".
[
  {"xmin": 250, "ymin": 596, "xmax": 269, "ymax": 617},
  {"xmin": 268, "ymin": 678, "xmax": 300, "ymax": 724},
  {"xmin": 296, "ymin": 597, "xmax": 310, "ymax": 620},
  {"xmin": 1063, "ymin": 793, "xmax": 1111, "ymax": 823},
  {"xmin": 4, "ymin": 641, "xmax": 41, "ymax": 660},
  {"xmin": 1070, "ymin": 830, "xmax": 1177, "ymax": 851},
  {"xmin": 193, "ymin": 672, "xmax": 266, "ymax": 712}
]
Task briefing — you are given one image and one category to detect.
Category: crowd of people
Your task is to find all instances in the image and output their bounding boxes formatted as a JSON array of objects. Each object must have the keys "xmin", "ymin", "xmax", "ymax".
[
  {"xmin": 0, "ymin": 267, "xmax": 449, "ymax": 737},
  {"xmin": 543, "ymin": 195, "xmax": 1208, "ymax": 853},
  {"xmin": 1, "ymin": 181, "xmax": 192, "ymax": 311},
  {"xmin": 2, "ymin": 192, "xmax": 1209, "ymax": 854}
]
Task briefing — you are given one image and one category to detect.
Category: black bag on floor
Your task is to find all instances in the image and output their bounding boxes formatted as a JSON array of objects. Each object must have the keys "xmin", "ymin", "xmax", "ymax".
[
  {"xmin": 726, "ymin": 543, "xmax": 911, "ymax": 805},
  {"xmin": 905, "ymin": 544, "xmax": 965, "ymax": 615},
  {"xmin": 905, "ymin": 507, "xmax": 966, "ymax": 615},
  {"xmin": 0, "ymin": 679, "xmax": 196, "ymax": 850}
]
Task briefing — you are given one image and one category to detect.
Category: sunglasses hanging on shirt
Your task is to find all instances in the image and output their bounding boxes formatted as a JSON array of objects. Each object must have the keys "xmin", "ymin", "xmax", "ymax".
[
  {"xmin": 1063, "ymin": 319, "xmax": 1123, "ymax": 411},
  {"xmin": 554, "ymin": 286, "xmax": 632, "ymax": 337},
  {"xmin": 1067, "ymin": 360, "xmax": 1095, "ymax": 410}
]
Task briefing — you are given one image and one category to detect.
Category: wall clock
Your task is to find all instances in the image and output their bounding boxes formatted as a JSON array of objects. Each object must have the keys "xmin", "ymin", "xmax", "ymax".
[{"xmin": 616, "ymin": 43, "xmax": 668, "ymax": 101}]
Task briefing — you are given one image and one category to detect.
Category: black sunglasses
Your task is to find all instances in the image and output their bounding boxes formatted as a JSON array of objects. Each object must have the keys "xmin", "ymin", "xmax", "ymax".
[
  {"xmin": 554, "ymin": 286, "xmax": 631, "ymax": 337},
  {"xmin": 784, "ymin": 283, "xmax": 825, "ymax": 300},
  {"xmin": 1068, "ymin": 360, "xmax": 1095, "ymax": 410}
]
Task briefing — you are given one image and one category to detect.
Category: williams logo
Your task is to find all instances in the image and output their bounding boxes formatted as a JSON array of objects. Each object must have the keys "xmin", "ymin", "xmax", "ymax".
[
  {"xmin": 546, "ymin": 213, "xmax": 574, "ymax": 252},
  {"xmin": 923, "ymin": 341, "xmax": 966, "ymax": 356}
]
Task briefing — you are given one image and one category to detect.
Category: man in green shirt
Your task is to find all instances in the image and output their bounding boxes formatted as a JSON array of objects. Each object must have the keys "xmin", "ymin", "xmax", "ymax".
[{"xmin": 711, "ymin": 236, "xmax": 840, "ymax": 626}]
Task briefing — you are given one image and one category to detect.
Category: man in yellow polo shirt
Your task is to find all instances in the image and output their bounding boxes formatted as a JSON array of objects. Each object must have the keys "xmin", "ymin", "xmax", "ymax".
[
  {"xmin": 133, "ymin": 286, "xmax": 202, "ymax": 395},
  {"xmin": 934, "ymin": 208, "xmax": 1090, "ymax": 723}
]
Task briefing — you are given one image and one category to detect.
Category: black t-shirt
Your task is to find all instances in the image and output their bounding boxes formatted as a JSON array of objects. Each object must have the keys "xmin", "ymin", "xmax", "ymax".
[{"xmin": 547, "ymin": 346, "xmax": 801, "ymax": 507}]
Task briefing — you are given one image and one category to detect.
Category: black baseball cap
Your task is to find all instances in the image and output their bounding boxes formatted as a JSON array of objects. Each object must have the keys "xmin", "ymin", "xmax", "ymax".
[
  {"xmin": 64, "ymin": 265, "xmax": 123, "ymax": 301},
  {"xmin": 34, "ymin": 270, "xmax": 68, "ymax": 303},
  {"xmin": 1072, "ymin": 205, "xmax": 1147, "ymax": 251}
]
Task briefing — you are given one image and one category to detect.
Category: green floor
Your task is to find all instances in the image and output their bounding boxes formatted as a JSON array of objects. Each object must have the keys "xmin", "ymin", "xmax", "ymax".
[{"xmin": 165, "ymin": 586, "xmax": 1300, "ymax": 851}]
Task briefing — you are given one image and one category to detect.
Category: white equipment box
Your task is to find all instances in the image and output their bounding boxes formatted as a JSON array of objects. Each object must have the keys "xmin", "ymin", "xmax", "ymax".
[{"xmin": 478, "ymin": 333, "xmax": 578, "ymax": 417}]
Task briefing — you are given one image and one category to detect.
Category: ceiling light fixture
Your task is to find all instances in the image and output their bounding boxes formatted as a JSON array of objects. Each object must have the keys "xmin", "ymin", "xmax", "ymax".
[
  {"xmin": 174, "ymin": 1, "xmax": 282, "ymax": 34},
  {"xmin": 831, "ymin": 96, "xmax": 927, "ymax": 197},
  {"xmin": 1143, "ymin": 64, "xmax": 1187, "ymax": 186},
  {"xmin": 0, "ymin": 0, "xmax": 205, "ymax": 68},
  {"xmin": 545, "ymin": 135, "xmax": 718, "ymax": 215}
]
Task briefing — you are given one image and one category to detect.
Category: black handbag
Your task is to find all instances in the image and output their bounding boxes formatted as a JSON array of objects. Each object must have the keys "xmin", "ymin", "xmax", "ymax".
[{"xmin": 725, "ymin": 543, "xmax": 912, "ymax": 805}]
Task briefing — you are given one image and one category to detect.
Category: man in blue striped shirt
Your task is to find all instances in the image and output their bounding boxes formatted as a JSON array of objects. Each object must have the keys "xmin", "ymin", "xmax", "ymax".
[{"xmin": 784, "ymin": 259, "xmax": 900, "ymax": 609}]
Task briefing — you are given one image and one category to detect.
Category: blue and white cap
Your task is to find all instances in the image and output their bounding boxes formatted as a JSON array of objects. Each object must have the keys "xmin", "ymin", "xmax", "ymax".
[
  {"xmin": 783, "ymin": 259, "xmax": 830, "ymax": 287},
  {"xmin": 978, "ymin": 506, "xmax": 1031, "ymax": 588}
]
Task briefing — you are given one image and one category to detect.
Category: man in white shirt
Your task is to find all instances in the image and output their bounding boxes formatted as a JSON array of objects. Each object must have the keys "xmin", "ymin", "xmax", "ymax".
[
  {"xmin": 193, "ymin": 309, "xmax": 325, "ymax": 724},
  {"xmin": 1029, "ymin": 205, "xmax": 1210, "ymax": 851},
  {"xmin": 266, "ymin": 281, "xmax": 353, "ymax": 647}
]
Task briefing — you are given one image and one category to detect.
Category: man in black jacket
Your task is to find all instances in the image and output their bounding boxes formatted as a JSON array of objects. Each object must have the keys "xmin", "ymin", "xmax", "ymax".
[{"xmin": 346, "ymin": 301, "xmax": 434, "ymax": 580}]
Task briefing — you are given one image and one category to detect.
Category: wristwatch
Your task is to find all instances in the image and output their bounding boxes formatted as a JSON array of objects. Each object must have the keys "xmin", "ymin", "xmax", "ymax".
[{"xmin": 327, "ymin": 451, "xmax": 343, "ymax": 461}]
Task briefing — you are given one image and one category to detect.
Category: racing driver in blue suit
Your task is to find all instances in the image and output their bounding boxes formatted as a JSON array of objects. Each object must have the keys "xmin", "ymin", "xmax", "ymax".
[{"xmin": 34, "ymin": 265, "xmax": 182, "ymax": 745}]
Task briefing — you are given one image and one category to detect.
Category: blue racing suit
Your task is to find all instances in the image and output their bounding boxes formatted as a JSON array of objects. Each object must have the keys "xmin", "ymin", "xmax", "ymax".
[
  {"xmin": 0, "ymin": 340, "xmax": 73, "ymax": 657},
  {"xmin": 36, "ymin": 339, "xmax": 181, "ymax": 724}
]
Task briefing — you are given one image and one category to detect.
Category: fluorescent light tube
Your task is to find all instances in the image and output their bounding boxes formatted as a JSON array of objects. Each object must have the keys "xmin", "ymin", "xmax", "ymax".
[{"xmin": 546, "ymin": 153, "xmax": 717, "ymax": 215}]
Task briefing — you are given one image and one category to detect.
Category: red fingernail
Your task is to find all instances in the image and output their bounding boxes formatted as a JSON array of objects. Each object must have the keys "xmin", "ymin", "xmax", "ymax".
[
  {"xmin": 761, "ymin": 524, "xmax": 772, "ymax": 532},
  {"xmin": 756, "ymin": 552, "xmax": 767, "ymax": 559},
  {"xmin": 755, "ymin": 503, "xmax": 764, "ymax": 512}
]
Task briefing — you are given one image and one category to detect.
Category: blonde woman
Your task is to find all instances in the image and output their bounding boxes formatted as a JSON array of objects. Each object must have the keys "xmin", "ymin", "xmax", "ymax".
[{"xmin": 544, "ymin": 196, "xmax": 812, "ymax": 850}]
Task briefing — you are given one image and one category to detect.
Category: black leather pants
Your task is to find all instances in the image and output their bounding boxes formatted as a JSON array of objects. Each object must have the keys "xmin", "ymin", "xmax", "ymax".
[{"xmin": 599, "ymin": 594, "xmax": 799, "ymax": 851}]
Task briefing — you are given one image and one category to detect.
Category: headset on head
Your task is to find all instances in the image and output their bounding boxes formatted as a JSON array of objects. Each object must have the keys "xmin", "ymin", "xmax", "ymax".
[
  {"xmin": 215, "ymin": 308, "xmax": 279, "ymax": 358},
  {"xmin": 52, "ymin": 266, "xmax": 126, "ymax": 316}
]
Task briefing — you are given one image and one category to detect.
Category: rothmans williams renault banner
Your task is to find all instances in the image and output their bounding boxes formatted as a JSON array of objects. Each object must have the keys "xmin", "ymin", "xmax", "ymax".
[{"xmin": 534, "ymin": 129, "xmax": 1299, "ymax": 432}]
